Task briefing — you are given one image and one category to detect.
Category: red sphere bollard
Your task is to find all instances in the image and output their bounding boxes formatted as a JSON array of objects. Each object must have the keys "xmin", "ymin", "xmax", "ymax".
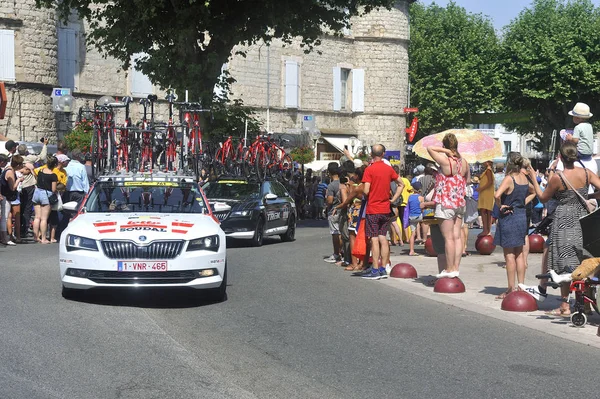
[
  {"xmin": 477, "ymin": 235, "xmax": 496, "ymax": 255},
  {"xmin": 433, "ymin": 277, "xmax": 466, "ymax": 293},
  {"xmin": 424, "ymin": 237, "xmax": 436, "ymax": 257},
  {"xmin": 501, "ymin": 290, "xmax": 538, "ymax": 312},
  {"xmin": 528, "ymin": 234, "xmax": 545, "ymax": 253},
  {"xmin": 474, "ymin": 236, "xmax": 484, "ymax": 252},
  {"xmin": 390, "ymin": 263, "xmax": 418, "ymax": 279}
]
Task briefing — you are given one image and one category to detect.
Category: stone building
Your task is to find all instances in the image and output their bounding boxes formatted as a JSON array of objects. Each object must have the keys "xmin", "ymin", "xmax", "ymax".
[
  {"xmin": 228, "ymin": 1, "xmax": 412, "ymax": 163},
  {"xmin": 0, "ymin": 0, "xmax": 162, "ymax": 143},
  {"xmin": 1, "ymin": 0, "xmax": 412, "ymax": 163}
]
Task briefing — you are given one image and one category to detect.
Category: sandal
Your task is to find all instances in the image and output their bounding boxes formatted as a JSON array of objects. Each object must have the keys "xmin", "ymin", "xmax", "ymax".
[
  {"xmin": 408, "ymin": 252, "xmax": 419, "ymax": 256},
  {"xmin": 495, "ymin": 290, "xmax": 514, "ymax": 300},
  {"xmin": 545, "ymin": 308, "xmax": 571, "ymax": 317}
]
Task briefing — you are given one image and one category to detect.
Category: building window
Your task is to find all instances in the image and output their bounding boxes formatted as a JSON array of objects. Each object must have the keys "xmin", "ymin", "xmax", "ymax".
[
  {"xmin": 284, "ymin": 60, "xmax": 299, "ymax": 108},
  {"xmin": 130, "ymin": 53, "xmax": 154, "ymax": 97},
  {"xmin": 0, "ymin": 29, "xmax": 16, "ymax": 81},
  {"xmin": 58, "ymin": 27, "xmax": 79, "ymax": 91},
  {"xmin": 503, "ymin": 141, "xmax": 512, "ymax": 155},
  {"xmin": 334, "ymin": 67, "xmax": 364, "ymax": 112},
  {"xmin": 526, "ymin": 140, "xmax": 534, "ymax": 153},
  {"xmin": 340, "ymin": 68, "xmax": 350, "ymax": 110}
]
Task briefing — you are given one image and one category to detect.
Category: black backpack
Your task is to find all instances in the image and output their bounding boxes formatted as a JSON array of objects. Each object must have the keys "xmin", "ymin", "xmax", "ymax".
[{"xmin": 0, "ymin": 169, "xmax": 18, "ymax": 202}]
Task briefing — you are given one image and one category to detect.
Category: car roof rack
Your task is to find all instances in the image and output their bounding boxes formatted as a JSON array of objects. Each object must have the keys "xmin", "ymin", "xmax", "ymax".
[{"xmin": 97, "ymin": 171, "xmax": 197, "ymax": 184}]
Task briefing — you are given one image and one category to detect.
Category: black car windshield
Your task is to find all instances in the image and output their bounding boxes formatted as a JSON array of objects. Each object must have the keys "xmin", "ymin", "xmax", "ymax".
[
  {"xmin": 84, "ymin": 182, "xmax": 207, "ymax": 213},
  {"xmin": 203, "ymin": 180, "xmax": 260, "ymax": 200}
]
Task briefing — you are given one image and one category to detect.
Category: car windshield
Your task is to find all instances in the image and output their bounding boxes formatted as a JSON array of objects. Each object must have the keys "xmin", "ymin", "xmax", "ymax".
[
  {"xmin": 203, "ymin": 180, "xmax": 260, "ymax": 200},
  {"xmin": 84, "ymin": 182, "xmax": 208, "ymax": 213}
]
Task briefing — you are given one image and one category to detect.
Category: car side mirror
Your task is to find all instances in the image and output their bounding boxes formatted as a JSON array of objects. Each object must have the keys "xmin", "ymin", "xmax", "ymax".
[
  {"xmin": 264, "ymin": 193, "xmax": 278, "ymax": 201},
  {"xmin": 62, "ymin": 201, "xmax": 79, "ymax": 212}
]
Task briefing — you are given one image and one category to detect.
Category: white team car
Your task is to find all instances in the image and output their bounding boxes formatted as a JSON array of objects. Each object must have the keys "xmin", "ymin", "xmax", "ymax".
[{"xmin": 59, "ymin": 173, "xmax": 228, "ymax": 302}]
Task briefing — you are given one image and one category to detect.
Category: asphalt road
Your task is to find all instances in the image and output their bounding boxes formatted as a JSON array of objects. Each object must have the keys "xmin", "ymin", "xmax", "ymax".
[{"xmin": 1, "ymin": 221, "xmax": 598, "ymax": 399}]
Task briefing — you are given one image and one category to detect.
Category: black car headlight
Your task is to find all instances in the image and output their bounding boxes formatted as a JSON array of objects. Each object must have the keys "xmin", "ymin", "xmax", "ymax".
[
  {"xmin": 230, "ymin": 210, "xmax": 252, "ymax": 217},
  {"xmin": 66, "ymin": 234, "xmax": 98, "ymax": 252},
  {"xmin": 187, "ymin": 235, "xmax": 220, "ymax": 252}
]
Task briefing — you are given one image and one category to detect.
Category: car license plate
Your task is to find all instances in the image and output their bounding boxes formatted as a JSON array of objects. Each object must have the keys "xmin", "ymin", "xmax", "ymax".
[{"xmin": 117, "ymin": 261, "xmax": 168, "ymax": 271}]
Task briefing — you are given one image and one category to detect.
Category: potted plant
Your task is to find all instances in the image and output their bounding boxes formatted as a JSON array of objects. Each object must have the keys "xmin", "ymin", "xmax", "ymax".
[
  {"xmin": 64, "ymin": 120, "xmax": 93, "ymax": 153},
  {"xmin": 289, "ymin": 146, "xmax": 315, "ymax": 165}
]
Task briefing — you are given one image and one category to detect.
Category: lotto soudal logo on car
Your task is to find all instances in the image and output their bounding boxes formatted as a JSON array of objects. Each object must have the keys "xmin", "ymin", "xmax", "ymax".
[
  {"xmin": 120, "ymin": 220, "xmax": 167, "ymax": 232},
  {"xmin": 172, "ymin": 221, "xmax": 194, "ymax": 234},
  {"xmin": 93, "ymin": 221, "xmax": 117, "ymax": 233}
]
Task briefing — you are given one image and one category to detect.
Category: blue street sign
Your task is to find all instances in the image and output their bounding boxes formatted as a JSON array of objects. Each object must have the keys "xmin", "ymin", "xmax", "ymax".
[{"xmin": 303, "ymin": 115, "xmax": 313, "ymax": 121}]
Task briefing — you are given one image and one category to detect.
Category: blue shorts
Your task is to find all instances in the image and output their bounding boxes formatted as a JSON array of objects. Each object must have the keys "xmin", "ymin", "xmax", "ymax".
[{"xmin": 32, "ymin": 188, "xmax": 50, "ymax": 206}]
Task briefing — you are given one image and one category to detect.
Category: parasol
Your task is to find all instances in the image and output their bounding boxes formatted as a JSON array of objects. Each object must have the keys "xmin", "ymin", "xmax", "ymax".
[{"xmin": 411, "ymin": 129, "xmax": 503, "ymax": 164}]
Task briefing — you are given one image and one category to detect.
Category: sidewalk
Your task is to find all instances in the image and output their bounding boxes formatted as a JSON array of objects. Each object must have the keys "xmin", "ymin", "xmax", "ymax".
[{"xmin": 385, "ymin": 245, "xmax": 600, "ymax": 349}]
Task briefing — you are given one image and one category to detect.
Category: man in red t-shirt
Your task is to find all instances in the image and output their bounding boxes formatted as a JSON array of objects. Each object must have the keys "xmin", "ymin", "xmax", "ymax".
[{"xmin": 361, "ymin": 144, "xmax": 404, "ymax": 279}]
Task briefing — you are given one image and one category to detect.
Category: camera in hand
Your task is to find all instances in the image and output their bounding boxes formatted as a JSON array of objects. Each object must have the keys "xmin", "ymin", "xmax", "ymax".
[
  {"xmin": 501, "ymin": 206, "xmax": 513, "ymax": 215},
  {"xmin": 40, "ymin": 137, "xmax": 46, "ymax": 143}
]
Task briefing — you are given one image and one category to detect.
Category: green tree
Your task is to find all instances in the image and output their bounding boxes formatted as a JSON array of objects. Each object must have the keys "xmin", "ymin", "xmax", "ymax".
[
  {"xmin": 500, "ymin": 0, "xmax": 600, "ymax": 147},
  {"xmin": 37, "ymin": 0, "xmax": 394, "ymax": 106},
  {"xmin": 409, "ymin": 1, "xmax": 502, "ymax": 135}
]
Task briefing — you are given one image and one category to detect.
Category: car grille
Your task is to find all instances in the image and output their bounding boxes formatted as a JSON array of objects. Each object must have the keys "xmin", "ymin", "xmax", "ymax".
[
  {"xmin": 87, "ymin": 270, "xmax": 197, "ymax": 284},
  {"xmin": 101, "ymin": 241, "xmax": 184, "ymax": 260},
  {"xmin": 213, "ymin": 211, "xmax": 229, "ymax": 221}
]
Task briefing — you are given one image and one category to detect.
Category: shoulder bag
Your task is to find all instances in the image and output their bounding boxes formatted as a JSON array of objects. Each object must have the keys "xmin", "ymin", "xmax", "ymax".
[{"xmin": 557, "ymin": 171, "xmax": 596, "ymax": 213}]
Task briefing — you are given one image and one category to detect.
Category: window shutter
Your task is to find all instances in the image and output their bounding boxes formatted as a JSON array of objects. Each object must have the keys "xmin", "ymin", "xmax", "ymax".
[
  {"xmin": 131, "ymin": 53, "xmax": 154, "ymax": 97},
  {"xmin": 284, "ymin": 61, "xmax": 299, "ymax": 108},
  {"xmin": 213, "ymin": 63, "xmax": 228, "ymax": 99},
  {"xmin": 58, "ymin": 28, "xmax": 78, "ymax": 90},
  {"xmin": 0, "ymin": 30, "xmax": 16, "ymax": 81},
  {"xmin": 332, "ymin": 67, "xmax": 341, "ymax": 111},
  {"xmin": 351, "ymin": 69, "xmax": 364, "ymax": 112}
]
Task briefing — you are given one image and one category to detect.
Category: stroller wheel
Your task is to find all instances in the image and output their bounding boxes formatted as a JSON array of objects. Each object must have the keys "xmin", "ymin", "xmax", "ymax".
[{"xmin": 571, "ymin": 312, "xmax": 587, "ymax": 327}]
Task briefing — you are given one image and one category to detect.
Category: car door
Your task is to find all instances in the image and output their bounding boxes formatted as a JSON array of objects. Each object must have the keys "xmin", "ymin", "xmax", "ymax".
[
  {"xmin": 261, "ymin": 182, "xmax": 283, "ymax": 232},
  {"xmin": 271, "ymin": 181, "xmax": 293, "ymax": 228}
]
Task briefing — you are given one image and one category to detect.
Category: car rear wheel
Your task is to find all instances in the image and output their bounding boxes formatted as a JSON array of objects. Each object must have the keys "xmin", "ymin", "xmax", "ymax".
[
  {"xmin": 252, "ymin": 217, "xmax": 265, "ymax": 247},
  {"xmin": 206, "ymin": 266, "xmax": 227, "ymax": 303},
  {"xmin": 280, "ymin": 215, "xmax": 296, "ymax": 242}
]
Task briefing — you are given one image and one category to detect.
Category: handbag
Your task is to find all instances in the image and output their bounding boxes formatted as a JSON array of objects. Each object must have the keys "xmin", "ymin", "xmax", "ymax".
[
  {"xmin": 45, "ymin": 189, "xmax": 59, "ymax": 206},
  {"xmin": 557, "ymin": 171, "xmax": 596, "ymax": 213},
  {"xmin": 352, "ymin": 222, "xmax": 367, "ymax": 258},
  {"xmin": 51, "ymin": 192, "xmax": 64, "ymax": 211}
]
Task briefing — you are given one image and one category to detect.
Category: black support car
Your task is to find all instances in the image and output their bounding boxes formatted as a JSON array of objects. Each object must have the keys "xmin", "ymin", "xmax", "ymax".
[{"xmin": 202, "ymin": 178, "xmax": 296, "ymax": 246}]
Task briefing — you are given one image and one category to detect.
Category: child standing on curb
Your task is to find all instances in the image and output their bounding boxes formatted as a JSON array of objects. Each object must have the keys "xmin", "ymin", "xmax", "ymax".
[{"xmin": 407, "ymin": 181, "xmax": 424, "ymax": 256}]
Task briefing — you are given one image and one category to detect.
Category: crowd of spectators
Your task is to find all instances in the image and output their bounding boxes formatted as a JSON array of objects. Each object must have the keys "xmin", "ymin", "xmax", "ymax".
[{"xmin": 1, "ymin": 139, "xmax": 90, "ymax": 246}]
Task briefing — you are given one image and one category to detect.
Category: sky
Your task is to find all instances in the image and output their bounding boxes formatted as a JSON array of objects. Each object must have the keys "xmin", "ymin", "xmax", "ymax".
[{"xmin": 421, "ymin": 0, "xmax": 600, "ymax": 30}]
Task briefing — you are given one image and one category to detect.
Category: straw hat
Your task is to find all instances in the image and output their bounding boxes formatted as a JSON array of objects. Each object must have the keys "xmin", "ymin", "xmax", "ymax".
[{"xmin": 568, "ymin": 102, "xmax": 593, "ymax": 119}]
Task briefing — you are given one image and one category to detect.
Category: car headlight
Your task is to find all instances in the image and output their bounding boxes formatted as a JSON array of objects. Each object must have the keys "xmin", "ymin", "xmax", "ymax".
[
  {"xmin": 66, "ymin": 234, "xmax": 98, "ymax": 252},
  {"xmin": 230, "ymin": 210, "xmax": 251, "ymax": 217},
  {"xmin": 187, "ymin": 235, "xmax": 220, "ymax": 252}
]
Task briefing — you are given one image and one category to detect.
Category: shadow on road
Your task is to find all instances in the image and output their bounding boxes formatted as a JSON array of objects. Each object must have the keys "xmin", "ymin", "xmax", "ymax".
[{"xmin": 66, "ymin": 287, "xmax": 229, "ymax": 309}]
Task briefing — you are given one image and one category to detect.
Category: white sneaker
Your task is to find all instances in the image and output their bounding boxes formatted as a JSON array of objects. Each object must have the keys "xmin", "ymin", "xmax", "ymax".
[
  {"xmin": 6, "ymin": 241, "xmax": 16, "ymax": 246},
  {"xmin": 385, "ymin": 264, "xmax": 392, "ymax": 275},
  {"xmin": 436, "ymin": 270, "xmax": 459, "ymax": 279},
  {"xmin": 518, "ymin": 284, "xmax": 547, "ymax": 302},
  {"xmin": 549, "ymin": 270, "xmax": 572, "ymax": 284}
]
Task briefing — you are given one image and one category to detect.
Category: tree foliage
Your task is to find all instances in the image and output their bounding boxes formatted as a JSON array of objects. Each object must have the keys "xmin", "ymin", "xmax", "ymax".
[
  {"xmin": 408, "ymin": 1, "xmax": 501, "ymax": 135},
  {"xmin": 37, "ymin": 0, "xmax": 394, "ymax": 105},
  {"xmin": 500, "ymin": 0, "xmax": 600, "ymax": 142}
]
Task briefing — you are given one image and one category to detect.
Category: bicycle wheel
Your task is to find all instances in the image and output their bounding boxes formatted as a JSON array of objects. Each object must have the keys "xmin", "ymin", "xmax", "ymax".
[
  {"xmin": 128, "ymin": 143, "xmax": 140, "ymax": 174},
  {"xmin": 255, "ymin": 151, "xmax": 268, "ymax": 182}
]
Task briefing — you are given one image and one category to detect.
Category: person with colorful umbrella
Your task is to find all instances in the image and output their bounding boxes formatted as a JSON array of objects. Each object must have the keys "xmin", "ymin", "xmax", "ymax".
[{"xmin": 426, "ymin": 133, "xmax": 470, "ymax": 279}]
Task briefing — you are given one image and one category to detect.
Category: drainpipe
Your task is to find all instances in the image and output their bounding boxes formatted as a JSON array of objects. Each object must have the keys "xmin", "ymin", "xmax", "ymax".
[{"xmin": 266, "ymin": 44, "xmax": 270, "ymax": 133}]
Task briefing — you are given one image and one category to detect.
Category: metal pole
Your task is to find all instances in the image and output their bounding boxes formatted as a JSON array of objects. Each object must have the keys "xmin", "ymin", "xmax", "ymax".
[{"xmin": 244, "ymin": 118, "xmax": 248, "ymax": 147}]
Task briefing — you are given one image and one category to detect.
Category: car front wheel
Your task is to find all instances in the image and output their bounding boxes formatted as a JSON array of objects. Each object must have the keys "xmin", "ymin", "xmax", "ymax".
[
  {"xmin": 252, "ymin": 217, "xmax": 265, "ymax": 247},
  {"xmin": 206, "ymin": 266, "xmax": 227, "ymax": 303}
]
